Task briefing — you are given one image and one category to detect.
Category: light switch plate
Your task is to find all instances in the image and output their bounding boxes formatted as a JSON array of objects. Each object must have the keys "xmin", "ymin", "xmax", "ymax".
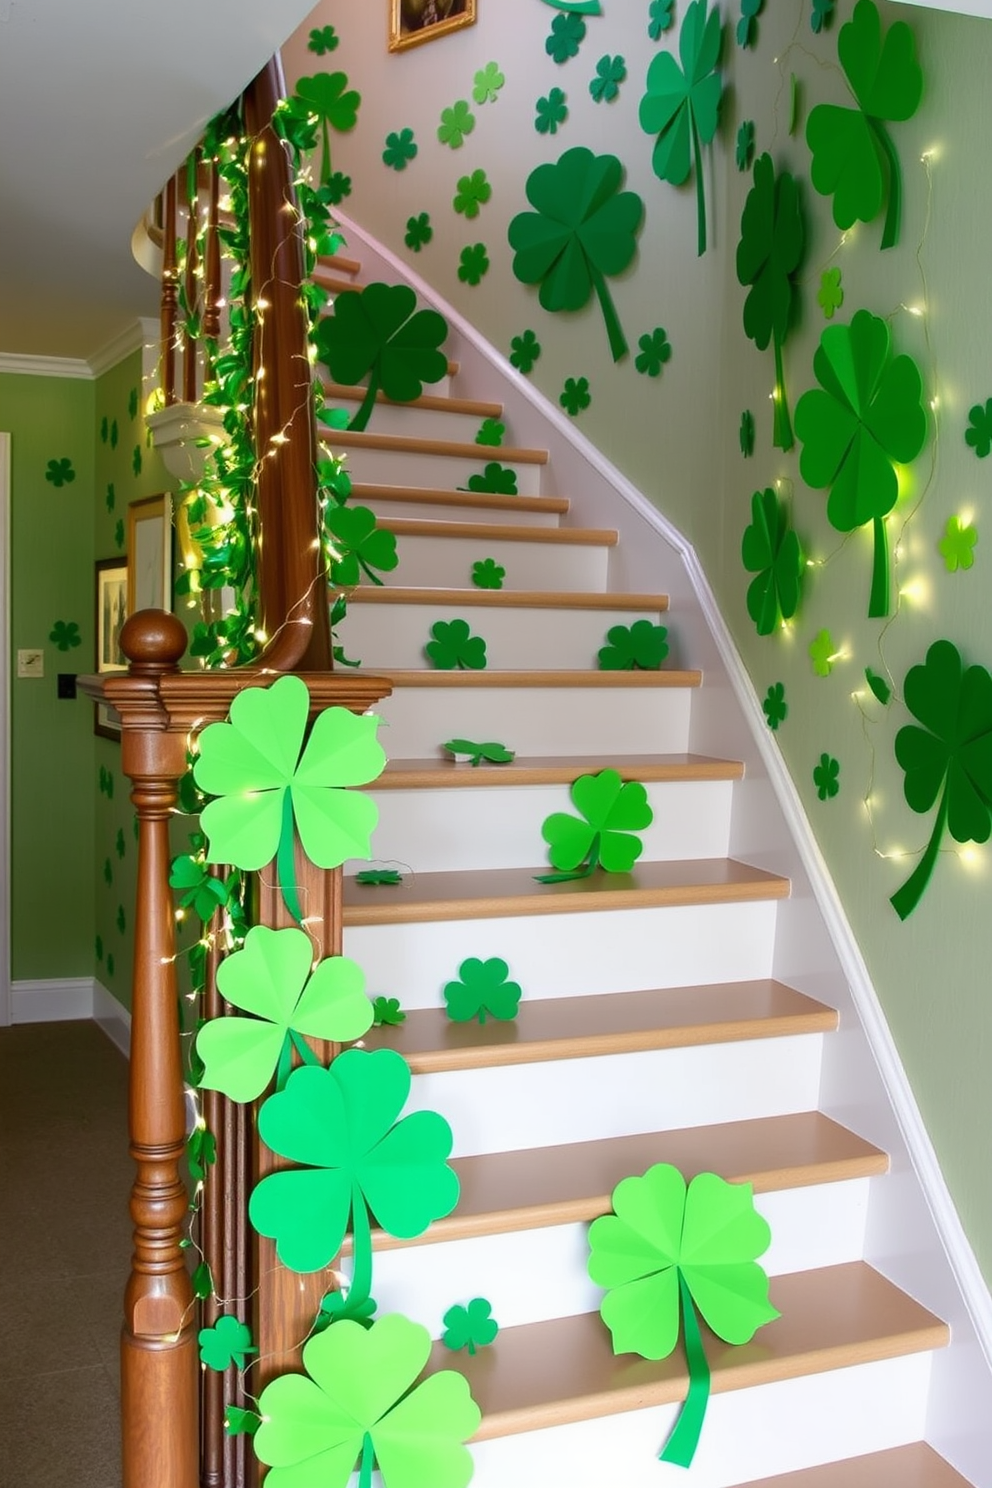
[{"xmin": 17, "ymin": 649, "xmax": 44, "ymax": 679}]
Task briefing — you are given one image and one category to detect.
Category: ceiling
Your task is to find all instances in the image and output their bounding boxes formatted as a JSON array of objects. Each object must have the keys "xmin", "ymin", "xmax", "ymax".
[{"xmin": 0, "ymin": 0, "xmax": 319, "ymax": 362}]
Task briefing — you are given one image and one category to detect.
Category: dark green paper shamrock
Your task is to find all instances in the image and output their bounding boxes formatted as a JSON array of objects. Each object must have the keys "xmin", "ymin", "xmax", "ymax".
[
  {"xmin": 49, "ymin": 620, "xmax": 81, "ymax": 651},
  {"xmin": 453, "ymin": 170, "xmax": 492, "ymax": 219},
  {"xmin": 635, "ymin": 328, "xmax": 672, "ymax": 377},
  {"xmin": 741, "ymin": 487, "xmax": 804, "ymax": 635},
  {"xmin": 45, "ymin": 458, "xmax": 75, "ymax": 487},
  {"xmin": 106, "ymin": 953, "xmax": 115, "ymax": 976},
  {"xmin": 309, "ymin": 24, "xmax": 339, "ymax": 54},
  {"xmin": 114, "ymin": 518, "xmax": 125, "ymax": 548},
  {"xmin": 325, "ymin": 171, "xmax": 352, "ymax": 205},
  {"xmin": 132, "ymin": 445, "xmax": 142, "ymax": 476},
  {"xmin": 811, "ymin": 0, "xmax": 834, "ymax": 31},
  {"xmin": 442, "ymin": 1298, "xmax": 499, "ymax": 1354},
  {"xmin": 425, "ymin": 619, "xmax": 488, "ymax": 670},
  {"xmin": 599, "ymin": 621, "xmax": 669, "ymax": 670},
  {"xmin": 106, "ymin": 482, "xmax": 115, "ymax": 512},
  {"xmin": 476, "ymin": 418, "xmax": 505, "ymax": 447},
  {"xmin": 649, "ymin": 0, "xmax": 675, "ymax": 37},
  {"xmin": 472, "ymin": 558, "xmax": 505, "ymax": 589},
  {"xmin": 561, "ymin": 377, "xmax": 591, "ymax": 416},
  {"xmin": 325, "ymin": 505, "xmax": 399, "ymax": 587},
  {"xmin": 538, "ymin": 768, "xmax": 653, "ymax": 882},
  {"xmin": 199, "ymin": 1316, "xmax": 257, "ymax": 1372},
  {"xmin": 100, "ymin": 417, "xmax": 108, "ymax": 444},
  {"xmin": 536, "ymin": 88, "xmax": 569, "ymax": 135},
  {"xmin": 965, "ymin": 400, "xmax": 992, "ymax": 458},
  {"xmin": 736, "ymin": 154, "xmax": 804, "ymax": 451},
  {"xmin": 763, "ymin": 682, "xmax": 788, "ymax": 729},
  {"xmin": 444, "ymin": 957, "xmax": 522, "ymax": 1023},
  {"xmin": 458, "ymin": 244, "xmax": 489, "ymax": 285},
  {"xmin": 438, "ymin": 101, "xmax": 475, "ymax": 148},
  {"xmin": 372, "ymin": 995, "xmax": 406, "ymax": 1024},
  {"xmin": 813, "ymin": 753, "xmax": 840, "ymax": 800},
  {"xmin": 591, "ymin": 55, "xmax": 627, "ymax": 103},
  {"xmin": 740, "ymin": 409, "xmax": 755, "ymax": 456},
  {"xmin": 547, "ymin": 12, "xmax": 586, "ymax": 63},
  {"xmin": 356, "ymin": 870, "xmax": 404, "ymax": 887},
  {"xmin": 169, "ymin": 853, "xmax": 229, "ymax": 922},
  {"xmin": 383, "ymin": 128, "xmax": 417, "ymax": 170},
  {"xmin": 865, "ymin": 667, "xmax": 892, "ymax": 704},
  {"xmin": 117, "ymin": 905, "xmax": 126, "ymax": 934},
  {"xmin": 737, "ymin": 0, "xmax": 763, "ymax": 48},
  {"xmin": 736, "ymin": 121, "xmax": 755, "ymax": 171},
  {"xmin": 443, "ymin": 738, "xmax": 515, "ymax": 766},
  {"xmin": 110, "ymin": 419, "xmax": 118, "ymax": 448},
  {"xmin": 509, "ymin": 331, "xmax": 541, "ymax": 374},
  {"xmin": 224, "ymin": 1407, "xmax": 261, "ymax": 1437},
  {"xmin": 463, "ymin": 462, "xmax": 518, "ymax": 495},
  {"xmin": 405, "ymin": 213, "xmax": 433, "ymax": 252},
  {"xmin": 314, "ymin": 283, "xmax": 448, "ymax": 432},
  {"xmin": 192, "ymin": 1261, "xmax": 213, "ymax": 1301},
  {"xmin": 293, "ymin": 73, "xmax": 362, "ymax": 184},
  {"xmin": 103, "ymin": 858, "xmax": 113, "ymax": 887}
]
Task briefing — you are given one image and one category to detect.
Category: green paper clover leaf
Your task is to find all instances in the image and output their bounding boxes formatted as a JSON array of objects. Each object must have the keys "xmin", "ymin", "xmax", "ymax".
[
  {"xmin": 817, "ymin": 266, "xmax": 844, "ymax": 319},
  {"xmin": 965, "ymin": 399, "xmax": 992, "ymax": 458},
  {"xmin": 561, "ymin": 376, "xmax": 591, "ymax": 416},
  {"xmin": 442, "ymin": 1298, "xmax": 499, "ymax": 1354},
  {"xmin": 169, "ymin": 853, "xmax": 229, "ymax": 922},
  {"xmin": 740, "ymin": 409, "xmax": 755, "ymax": 456},
  {"xmin": 547, "ymin": 12, "xmax": 586, "ymax": 63},
  {"xmin": 735, "ymin": 120, "xmax": 755, "ymax": 172},
  {"xmin": 225, "ymin": 1406, "xmax": 261, "ymax": 1437},
  {"xmin": 472, "ymin": 558, "xmax": 505, "ymax": 589},
  {"xmin": 95, "ymin": 934, "xmax": 103, "ymax": 961},
  {"xmin": 443, "ymin": 738, "xmax": 515, "ymax": 766},
  {"xmin": 649, "ymin": 0, "xmax": 675, "ymax": 38},
  {"xmin": 464, "ymin": 462, "xmax": 518, "ymax": 495},
  {"xmin": 325, "ymin": 505, "xmax": 399, "ymax": 587},
  {"xmin": 476, "ymin": 418, "xmax": 505, "ymax": 447},
  {"xmin": 114, "ymin": 518, "xmax": 125, "ymax": 548},
  {"xmin": 314, "ymin": 283, "xmax": 448, "ymax": 433},
  {"xmin": 106, "ymin": 482, "xmax": 115, "ymax": 511},
  {"xmin": 591, "ymin": 54, "xmax": 627, "ymax": 104},
  {"xmin": 309, "ymin": 24, "xmax": 339, "ymax": 54},
  {"xmin": 891, "ymin": 640, "xmax": 992, "ymax": 919},
  {"xmin": 438, "ymin": 100, "xmax": 475, "ymax": 148},
  {"xmin": 444, "ymin": 957, "xmax": 522, "ymax": 1023},
  {"xmin": 132, "ymin": 443, "xmax": 142, "ymax": 474},
  {"xmin": 250, "ymin": 1050, "xmax": 459, "ymax": 1274},
  {"xmin": 598, "ymin": 621, "xmax": 669, "ymax": 671},
  {"xmin": 811, "ymin": 0, "xmax": 834, "ymax": 32},
  {"xmin": 106, "ymin": 952, "xmax": 115, "ymax": 976},
  {"xmin": 453, "ymin": 170, "xmax": 492, "ymax": 220},
  {"xmin": 814, "ymin": 752, "xmax": 840, "ymax": 800},
  {"xmin": 110, "ymin": 419, "xmax": 118, "ymax": 448},
  {"xmin": 509, "ymin": 330, "xmax": 541, "ymax": 374},
  {"xmin": 294, "ymin": 73, "xmax": 362, "ymax": 184},
  {"xmin": 326, "ymin": 171, "xmax": 352, "ymax": 205},
  {"xmin": 196, "ymin": 925, "xmax": 374, "ymax": 1104},
  {"xmin": 383, "ymin": 128, "xmax": 417, "ymax": 171},
  {"xmin": 540, "ymin": 768, "xmax": 653, "ymax": 881},
  {"xmin": 473, "ymin": 62, "xmax": 505, "ymax": 104},
  {"xmin": 99, "ymin": 765, "xmax": 114, "ymax": 797},
  {"xmin": 192, "ymin": 1260, "xmax": 213, "ymax": 1300},
  {"xmin": 357, "ymin": 869, "xmax": 405, "ymax": 887},
  {"xmin": 795, "ymin": 309, "xmax": 927, "ymax": 618},
  {"xmin": 425, "ymin": 619, "xmax": 488, "ymax": 671},
  {"xmin": 741, "ymin": 487, "xmax": 804, "ymax": 636},
  {"xmin": 199, "ymin": 1316, "xmax": 257, "ymax": 1372},
  {"xmin": 536, "ymin": 88, "xmax": 569, "ymax": 135},
  {"xmin": 104, "ymin": 857, "xmax": 113, "ymax": 887},
  {"xmin": 49, "ymin": 620, "xmax": 81, "ymax": 651},
  {"xmin": 866, "ymin": 667, "xmax": 892, "ymax": 704},
  {"xmin": 45, "ymin": 457, "xmax": 75, "ymax": 487},
  {"xmin": 805, "ymin": 0, "xmax": 922, "ymax": 249},
  {"xmin": 737, "ymin": 0, "xmax": 762, "ymax": 48},
  {"xmin": 372, "ymin": 995, "xmax": 406, "ymax": 1025},
  {"xmin": 635, "ymin": 328, "xmax": 672, "ymax": 378},
  {"xmin": 117, "ymin": 904, "xmax": 126, "ymax": 933},
  {"xmin": 457, "ymin": 244, "xmax": 489, "ymax": 286},
  {"xmin": 100, "ymin": 417, "xmax": 108, "ymax": 444},
  {"xmin": 253, "ymin": 1314, "xmax": 480, "ymax": 1488},
  {"xmin": 736, "ymin": 154, "xmax": 804, "ymax": 451},
  {"xmin": 509, "ymin": 147, "xmax": 643, "ymax": 363},
  {"xmin": 639, "ymin": 0, "xmax": 724, "ymax": 256},
  {"xmin": 939, "ymin": 516, "xmax": 977, "ymax": 573},
  {"xmin": 763, "ymin": 682, "xmax": 788, "ymax": 729},
  {"xmin": 809, "ymin": 628, "xmax": 837, "ymax": 677},
  {"xmin": 587, "ymin": 1164, "xmax": 778, "ymax": 1467},
  {"xmin": 405, "ymin": 213, "xmax": 433, "ymax": 252}
]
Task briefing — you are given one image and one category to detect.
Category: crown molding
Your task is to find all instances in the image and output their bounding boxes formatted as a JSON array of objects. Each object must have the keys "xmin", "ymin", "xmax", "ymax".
[
  {"xmin": 0, "ymin": 352, "xmax": 93, "ymax": 379},
  {"xmin": 0, "ymin": 318, "xmax": 159, "ymax": 381},
  {"xmin": 88, "ymin": 317, "xmax": 158, "ymax": 378}
]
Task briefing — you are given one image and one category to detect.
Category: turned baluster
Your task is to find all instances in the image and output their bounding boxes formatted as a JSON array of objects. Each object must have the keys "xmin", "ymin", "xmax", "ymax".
[
  {"xmin": 183, "ymin": 151, "xmax": 200, "ymax": 403},
  {"xmin": 161, "ymin": 176, "xmax": 178, "ymax": 406},
  {"xmin": 203, "ymin": 157, "xmax": 222, "ymax": 354}
]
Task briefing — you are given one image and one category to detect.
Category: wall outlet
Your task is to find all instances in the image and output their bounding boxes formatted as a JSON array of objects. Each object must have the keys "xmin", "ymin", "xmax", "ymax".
[{"xmin": 17, "ymin": 649, "xmax": 44, "ymax": 679}]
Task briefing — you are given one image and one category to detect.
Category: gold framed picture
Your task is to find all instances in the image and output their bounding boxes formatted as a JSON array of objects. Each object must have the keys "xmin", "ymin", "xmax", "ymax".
[{"xmin": 389, "ymin": 0, "xmax": 476, "ymax": 51}]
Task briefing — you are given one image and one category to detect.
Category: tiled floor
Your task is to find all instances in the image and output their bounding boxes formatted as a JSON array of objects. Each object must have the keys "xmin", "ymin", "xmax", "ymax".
[{"xmin": 0, "ymin": 1021, "xmax": 131, "ymax": 1488}]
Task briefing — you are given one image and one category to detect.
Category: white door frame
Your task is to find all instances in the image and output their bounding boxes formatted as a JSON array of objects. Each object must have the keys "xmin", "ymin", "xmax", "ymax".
[{"xmin": 0, "ymin": 433, "xmax": 10, "ymax": 1025}]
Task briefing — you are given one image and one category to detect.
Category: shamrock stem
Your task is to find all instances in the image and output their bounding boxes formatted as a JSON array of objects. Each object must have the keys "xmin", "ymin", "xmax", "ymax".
[
  {"xmin": 589, "ymin": 264, "xmax": 628, "ymax": 363},
  {"xmin": 772, "ymin": 333, "xmax": 794, "ymax": 451},
  {"xmin": 692, "ymin": 122, "xmax": 707, "ymax": 257},
  {"xmin": 660, "ymin": 1272, "xmax": 711, "ymax": 1468},
  {"xmin": 890, "ymin": 785, "xmax": 949, "ymax": 920},
  {"xmin": 275, "ymin": 1034, "xmax": 294, "ymax": 1093},
  {"xmin": 869, "ymin": 514, "xmax": 890, "ymax": 618},
  {"xmin": 358, "ymin": 1432, "xmax": 375, "ymax": 1488},
  {"xmin": 276, "ymin": 789, "xmax": 305, "ymax": 926},
  {"xmin": 534, "ymin": 832, "xmax": 601, "ymax": 884},
  {"xmin": 348, "ymin": 1179, "xmax": 374, "ymax": 1315},
  {"xmin": 871, "ymin": 119, "xmax": 902, "ymax": 251},
  {"xmin": 358, "ymin": 556, "xmax": 385, "ymax": 586},
  {"xmin": 321, "ymin": 116, "xmax": 333, "ymax": 186},
  {"xmin": 349, "ymin": 368, "xmax": 381, "ymax": 434},
  {"xmin": 289, "ymin": 1030, "xmax": 320, "ymax": 1067}
]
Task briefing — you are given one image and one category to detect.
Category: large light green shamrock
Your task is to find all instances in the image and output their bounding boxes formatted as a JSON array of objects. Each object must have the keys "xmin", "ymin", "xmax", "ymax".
[
  {"xmin": 507, "ymin": 147, "xmax": 644, "ymax": 362},
  {"xmin": 323, "ymin": 504, "xmax": 399, "ymax": 587},
  {"xmin": 806, "ymin": 0, "xmax": 922, "ymax": 249},
  {"xmin": 291, "ymin": 72, "xmax": 362, "ymax": 184},
  {"xmin": 196, "ymin": 926, "xmax": 373, "ymax": 1103},
  {"xmin": 639, "ymin": 0, "xmax": 724, "ymax": 256},
  {"xmin": 193, "ymin": 676, "xmax": 385, "ymax": 923},
  {"xmin": 254, "ymin": 1314, "xmax": 480, "ymax": 1488},
  {"xmin": 588, "ymin": 1163, "xmax": 778, "ymax": 1467},
  {"xmin": 314, "ymin": 285, "xmax": 449, "ymax": 433},
  {"xmin": 538, "ymin": 768, "xmax": 653, "ymax": 882},
  {"xmin": 250, "ymin": 1050, "xmax": 459, "ymax": 1309},
  {"xmin": 794, "ymin": 309, "xmax": 927, "ymax": 618},
  {"xmin": 891, "ymin": 640, "xmax": 992, "ymax": 920},
  {"xmin": 741, "ymin": 487, "xmax": 804, "ymax": 636}
]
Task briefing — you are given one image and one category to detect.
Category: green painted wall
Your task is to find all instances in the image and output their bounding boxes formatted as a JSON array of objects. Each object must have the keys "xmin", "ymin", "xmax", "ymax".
[{"xmin": 282, "ymin": 0, "xmax": 992, "ymax": 1278}]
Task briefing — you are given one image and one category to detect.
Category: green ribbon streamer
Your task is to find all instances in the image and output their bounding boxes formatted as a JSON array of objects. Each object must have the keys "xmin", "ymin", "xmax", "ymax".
[
  {"xmin": 692, "ymin": 122, "xmax": 707, "ymax": 258},
  {"xmin": 358, "ymin": 1432, "xmax": 375, "ymax": 1488},
  {"xmin": 539, "ymin": 0, "xmax": 603, "ymax": 10},
  {"xmin": 772, "ymin": 333, "xmax": 794, "ymax": 452},
  {"xmin": 276, "ymin": 789, "xmax": 304, "ymax": 926},
  {"xmin": 589, "ymin": 265, "xmax": 628, "ymax": 364},
  {"xmin": 871, "ymin": 118, "xmax": 902, "ymax": 251},
  {"xmin": 869, "ymin": 513, "xmax": 890, "ymax": 618},
  {"xmin": 890, "ymin": 785, "xmax": 949, "ymax": 920},
  {"xmin": 534, "ymin": 832, "xmax": 601, "ymax": 883},
  {"xmin": 660, "ymin": 1272, "xmax": 711, "ymax": 1469}
]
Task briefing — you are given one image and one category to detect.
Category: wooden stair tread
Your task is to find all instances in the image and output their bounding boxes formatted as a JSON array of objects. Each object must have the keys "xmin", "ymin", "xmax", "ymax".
[
  {"xmin": 737, "ymin": 1444, "xmax": 974, "ymax": 1487},
  {"xmin": 359, "ymin": 1113, "xmax": 884, "ymax": 1250},
  {"xmin": 343, "ymin": 858, "xmax": 790, "ymax": 926},
  {"xmin": 360, "ymin": 979, "xmax": 833, "ymax": 1073},
  {"xmin": 314, "ymin": 273, "xmax": 365, "ymax": 295},
  {"xmin": 374, "ymin": 669, "xmax": 701, "ymax": 688},
  {"xmin": 317, "ymin": 253, "xmax": 362, "ymax": 276},
  {"xmin": 432, "ymin": 1264, "xmax": 948, "ymax": 1442},
  {"xmin": 379, "ymin": 516, "xmax": 615, "ymax": 545},
  {"xmin": 376, "ymin": 752, "xmax": 741, "ymax": 788},
  {"xmin": 322, "ymin": 380, "xmax": 503, "ymax": 419},
  {"xmin": 349, "ymin": 586, "xmax": 668, "ymax": 612},
  {"xmin": 333, "ymin": 428, "xmax": 548, "ymax": 464},
  {"xmin": 352, "ymin": 482, "xmax": 569, "ymax": 516}
]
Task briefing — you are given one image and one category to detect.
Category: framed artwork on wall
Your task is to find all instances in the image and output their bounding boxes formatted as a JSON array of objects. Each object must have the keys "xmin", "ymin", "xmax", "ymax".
[
  {"xmin": 127, "ymin": 493, "xmax": 172, "ymax": 617},
  {"xmin": 94, "ymin": 557, "xmax": 127, "ymax": 740},
  {"xmin": 388, "ymin": 0, "xmax": 476, "ymax": 51}
]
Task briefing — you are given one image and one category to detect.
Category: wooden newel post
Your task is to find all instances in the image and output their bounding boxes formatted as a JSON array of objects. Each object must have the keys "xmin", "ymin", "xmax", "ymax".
[{"xmin": 111, "ymin": 611, "xmax": 198, "ymax": 1488}]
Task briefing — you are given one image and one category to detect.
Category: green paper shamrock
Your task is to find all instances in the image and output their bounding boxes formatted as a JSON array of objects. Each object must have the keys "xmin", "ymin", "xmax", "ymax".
[
  {"xmin": 199, "ymin": 1316, "xmax": 257, "ymax": 1372},
  {"xmin": 457, "ymin": 244, "xmax": 489, "ymax": 286},
  {"xmin": 736, "ymin": 120, "xmax": 755, "ymax": 172},
  {"xmin": 547, "ymin": 12, "xmax": 586, "ymax": 63},
  {"xmin": 169, "ymin": 853, "xmax": 228, "ymax": 922},
  {"xmin": 789, "ymin": 72, "xmax": 801, "ymax": 135},
  {"xmin": 809, "ymin": 628, "xmax": 837, "ymax": 677},
  {"xmin": 250, "ymin": 1050, "xmax": 459, "ymax": 1280},
  {"xmin": 132, "ymin": 444, "xmax": 142, "ymax": 476},
  {"xmin": 741, "ymin": 487, "xmax": 804, "ymax": 636},
  {"xmin": 49, "ymin": 620, "xmax": 81, "ymax": 651},
  {"xmin": 253, "ymin": 1314, "xmax": 480, "ymax": 1488},
  {"xmin": 561, "ymin": 376, "xmax": 591, "ymax": 416},
  {"xmin": 473, "ymin": 62, "xmax": 505, "ymax": 104},
  {"xmin": 817, "ymin": 266, "xmax": 844, "ymax": 319},
  {"xmin": 114, "ymin": 518, "xmax": 125, "ymax": 549},
  {"xmin": 325, "ymin": 505, "xmax": 400, "ymax": 586},
  {"xmin": 464, "ymin": 462, "xmax": 518, "ymax": 495},
  {"xmin": 106, "ymin": 952, "xmax": 116, "ymax": 976},
  {"xmin": 357, "ymin": 870, "xmax": 405, "ymax": 887},
  {"xmin": 509, "ymin": 148, "xmax": 643, "ymax": 363},
  {"xmin": 187, "ymin": 1123, "xmax": 217, "ymax": 1181},
  {"xmin": 736, "ymin": 154, "xmax": 804, "ymax": 451},
  {"xmin": 192, "ymin": 1261, "xmax": 214, "ymax": 1301},
  {"xmin": 598, "ymin": 621, "xmax": 670, "ymax": 670},
  {"xmin": 383, "ymin": 129, "xmax": 418, "ymax": 171},
  {"xmin": 763, "ymin": 681, "xmax": 788, "ymax": 729},
  {"xmin": 309, "ymin": 24, "xmax": 339, "ymax": 53},
  {"xmin": 795, "ymin": 309, "xmax": 927, "ymax": 617},
  {"xmin": 293, "ymin": 73, "xmax": 362, "ymax": 183},
  {"xmin": 225, "ymin": 1406, "xmax": 261, "ymax": 1437},
  {"xmin": 45, "ymin": 457, "xmax": 75, "ymax": 487},
  {"xmin": 196, "ymin": 925, "xmax": 373, "ymax": 1104},
  {"xmin": 453, "ymin": 170, "xmax": 491, "ymax": 220},
  {"xmin": 472, "ymin": 558, "xmax": 505, "ymax": 589},
  {"xmin": 591, "ymin": 55, "xmax": 627, "ymax": 103},
  {"xmin": 649, "ymin": 0, "xmax": 675, "ymax": 37},
  {"xmin": 811, "ymin": 0, "xmax": 834, "ymax": 31},
  {"xmin": 326, "ymin": 172, "xmax": 352, "ymax": 205},
  {"xmin": 539, "ymin": 768, "xmax": 653, "ymax": 882},
  {"xmin": 106, "ymin": 482, "xmax": 115, "ymax": 512},
  {"xmin": 588, "ymin": 1164, "xmax": 778, "ymax": 1467},
  {"xmin": 476, "ymin": 418, "xmax": 505, "ymax": 447},
  {"xmin": 806, "ymin": 0, "xmax": 922, "ymax": 250},
  {"xmin": 117, "ymin": 904, "xmax": 126, "ymax": 933},
  {"xmin": 639, "ymin": 0, "xmax": 724, "ymax": 257},
  {"xmin": 100, "ymin": 417, "xmax": 108, "ymax": 443},
  {"xmin": 193, "ymin": 676, "xmax": 386, "ymax": 922},
  {"xmin": 891, "ymin": 640, "xmax": 992, "ymax": 919},
  {"xmin": 536, "ymin": 88, "xmax": 569, "ymax": 135},
  {"xmin": 813, "ymin": 753, "xmax": 840, "ymax": 799},
  {"xmin": 939, "ymin": 516, "xmax": 978, "ymax": 573},
  {"xmin": 965, "ymin": 399, "xmax": 992, "ymax": 458},
  {"xmin": 737, "ymin": 0, "xmax": 762, "ymax": 48},
  {"xmin": 405, "ymin": 213, "xmax": 433, "ymax": 252},
  {"xmin": 95, "ymin": 934, "xmax": 104, "ymax": 961},
  {"xmin": 635, "ymin": 328, "xmax": 672, "ymax": 378},
  {"xmin": 98, "ymin": 765, "xmax": 114, "ymax": 798},
  {"xmin": 443, "ymin": 738, "xmax": 515, "ymax": 766},
  {"xmin": 865, "ymin": 667, "xmax": 892, "ymax": 704},
  {"xmin": 372, "ymin": 996, "xmax": 406, "ymax": 1025},
  {"xmin": 110, "ymin": 418, "xmax": 118, "ymax": 449},
  {"xmin": 437, "ymin": 100, "xmax": 475, "ymax": 148},
  {"xmin": 425, "ymin": 619, "xmax": 488, "ymax": 670},
  {"xmin": 314, "ymin": 283, "xmax": 448, "ymax": 432},
  {"xmin": 509, "ymin": 331, "xmax": 541, "ymax": 374},
  {"xmin": 740, "ymin": 409, "xmax": 755, "ymax": 456},
  {"xmin": 104, "ymin": 858, "xmax": 113, "ymax": 887},
  {"xmin": 444, "ymin": 957, "xmax": 522, "ymax": 1023},
  {"xmin": 442, "ymin": 1298, "xmax": 499, "ymax": 1354}
]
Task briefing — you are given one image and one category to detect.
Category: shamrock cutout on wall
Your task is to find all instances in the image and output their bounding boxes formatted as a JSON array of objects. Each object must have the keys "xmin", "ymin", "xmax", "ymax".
[
  {"xmin": 444, "ymin": 956, "xmax": 522, "ymax": 1023},
  {"xmin": 590, "ymin": 54, "xmax": 627, "ymax": 103},
  {"xmin": 535, "ymin": 88, "xmax": 569, "ymax": 134},
  {"xmin": 475, "ymin": 418, "xmax": 505, "ymax": 447},
  {"xmin": 473, "ymin": 62, "xmax": 505, "ymax": 104},
  {"xmin": 938, "ymin": 516, "xmax": 977, "ymax": 573},
  {"xmin": 292, "ymin": 73, "xmax": 362, "ymax": 184},
  {"xmin": 442, "ymin": 1298, "xmax": 499, "ymax": 1354},
  {"xmin": 736, "ymin": 120, "xmax": 755, "ymax": 171},
  {"xmin": 509, "ymin": 330, "xmax": 541, "ymax": 374},
  {"xmin": 739, "ymin": 409, "xmax": 755, "ymax": 456},
  {"xmin": 546, "ymin": 12, "xmax": 586, "ymax": 62},
  {"xmin": 741, "ymin": 487, "xmax": 804, "ymax": 635},
  {"xmin": 809, "ymin": 628, "xmax": 838, "ymax": 677},
  {"xmin": 324, "ymin": 505, "xmax": 399, "ymax": 586},
  {"xmin": 865, "ymin": 667, "xmax": 892, "ymax": 704},
  {"xmin": 314, "ymin": 284, "xmax": 448, "ymax": 433},
  {"xmin": 538, "ymin": 768, "xmax": 653, "ymax": 882},
  {"xmin": 964, "ymin": 399, "xmax": 992, "ymax": 458},
  {"xmin": 598, "ymin": 621, "xmax": 669, "ymax": 670},
  {"xmin": 817, "ymin": 266, "xmax": 844, "ymax": 319},
  {"xmin": 45, "ymin": 457, "xmax": 75, "ymax": 487},
  {"xmin": 425, "ymin": 619, "xmax": 488, "ymax": 670},
  {"xmin": 437, "ymin": 100, "xmax": 475, "ymax": 148},
  {"xmin": 453, "ymin": 170, "xmax": 492, "ymax": 220},
  {"xmin": 763, "ymin": 682, "xmax": 788, "ymax": 729},
  {"xmin": 560, "ymin": 376, "xmax": 591, "ymax": 416},
  {"xmin": 382, "ymin": 129, "xmax": 417, "ymax": 171},
  {"xmin": 813, "ymin": 753, "xmax": 840, "ymax": 799},
  {"xmin": 811, "ymin": 0, "xmax": 834, "ymax": 31},
  {"xmin": 737, "ymin": 0, "xmax": 763, "ymax": 47},
  {"xmin": 635, "ymin": 328, "xmax": 672, "ymax": 377},
  {"xmin": 49, "ymin": 620, "xmax": 81, "ymax": 651},
  {"xmin": 458, "ymin": 244, "xmax": 490, "ymax": 285},
  {"xmin": 405, "ymin": 213, "xmax": 433, "ymax": 252},
  {"xmin": 649, "ymin": 0, "xmax": 675, "ymax": 37},
  {"xmin": 309, "ymin": 23, "xmax": 338, "ymax": 53}
]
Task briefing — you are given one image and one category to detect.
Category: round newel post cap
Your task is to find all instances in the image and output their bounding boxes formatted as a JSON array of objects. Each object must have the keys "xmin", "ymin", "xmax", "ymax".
[{"xmin": 120, "ymin": 610, "xmax": 188, "ymax": 673}]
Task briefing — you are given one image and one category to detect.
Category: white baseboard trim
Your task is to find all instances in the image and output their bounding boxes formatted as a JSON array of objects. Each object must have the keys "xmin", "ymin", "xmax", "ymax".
[
  {"xmin": 93, "ymin": 979, "xmax": 132, "ymax": 1057},
  {"xmin": 10, "ymin": 976, "xmax": 132, "ymax": 1056}
]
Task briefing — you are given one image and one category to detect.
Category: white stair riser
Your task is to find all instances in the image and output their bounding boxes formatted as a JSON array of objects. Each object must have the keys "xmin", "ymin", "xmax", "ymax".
[
  {"xmin": 398, "ymin": 1036, "xmax": 824, "ymax": 1157},
  {"xmin": 360, "ymin": 1180, "xmax": 872, "ymax": 1335},
  {"xmin": 357, "ymin": 495, "xmax": 561, "ymax": 527},
  {"xmin": 383, "ymin": 533, "xmax": 608, "ymax": 590},
  {"xmin": 322, "ymin": 369, "xmax": 454, "ymax": 400},
  {"xmin": 344, "ymin": 900, "xmax": 779, "ymax": 1007},
  {"xmin": 334, "ymin": 398, "xmax": 504, "ymax": 444},
  {"xmin": 341, "ymin": 445, "xmax": 544, "ymax": 495},
  {"xmin": 354, "ymin": 781, "xmax": 734, "ymax": 872},
  {"xmin": 370, "ymin": 684, "xmax": 693, "ymax": 757},
  {"xmin": 342, "ymin": 602, "xmax": 668, "ymax": 669}
]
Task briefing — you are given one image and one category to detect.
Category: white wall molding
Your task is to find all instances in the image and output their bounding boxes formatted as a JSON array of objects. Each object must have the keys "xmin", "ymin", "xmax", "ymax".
[
  {"xmin": 93, "ymin": 979, "xmax": 132, "ymax": 1057},
  {"xmin": 0, "ymin": 318, "xmax": 159, "ymax": 382},
  {"xmin": 0, "ymin": 352, "xmax": 93, "ymax": 380}
]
